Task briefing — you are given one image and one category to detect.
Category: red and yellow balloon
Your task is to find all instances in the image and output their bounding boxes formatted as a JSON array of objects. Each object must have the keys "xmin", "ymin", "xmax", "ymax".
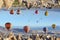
[
  {"xmin": 5, "ymin": 22, "xmax": 11, "ymax": 30},
  {"xmin": 23, "ymin": 26, "xmax": 30, "ymax": 33},
  {"xmin": 10, "ymin": 9, "xmax": 14, "ymax": 15}
]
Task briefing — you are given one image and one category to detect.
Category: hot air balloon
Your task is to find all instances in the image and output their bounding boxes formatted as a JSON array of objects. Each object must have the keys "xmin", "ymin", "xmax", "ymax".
[
  {"xmin": 52, "ymin": 24, "xmax": 56, "ymax": 29},
  {"xmin": 45, "ymin": 10, "xmax": 48, "ymax": 16},
  {"xmin": 23, "ymin": 26, "xmax": 30, "ymax": 33},
  {"xmin": 35, "ymin": 10, "xmax": 39, "ymax": 14},
  {"xmin": 5, "ymin": 22, "xmax": 11, "ymax": 30},
  {"xmin": 10, "ymin": 9, "xmax": 14, "ymax": 15},
  {"xmin": 17, "ymin": 9, "xmax": 20, "ymax": 15},
  {"xmin": 52, "ymin": 24, "xmax": 56, "ymax": 37},
  {"xmin": 43, "ymin": 27, "xmax": 48, "ymax": 33},
  {"xmin": 0, "ymin": 0, "xmax": 3, "ymax": 9}
]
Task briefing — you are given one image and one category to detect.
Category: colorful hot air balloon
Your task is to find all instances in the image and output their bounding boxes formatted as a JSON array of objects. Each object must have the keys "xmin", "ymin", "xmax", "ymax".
[
  {"xmin": 52, "ymin": 24, "xmax": 56, "ymax": 29},
  {"xmin": 0, "ymin": 0, "xmax": 3, "ymax": 9},
  {"xmin": 43, "ymin": 27, "xmax": 48, "ymax": 33},
  {"xmin": 10, "ymin": 9, "xmax": 14, "ymax": 15},
  {"xmin": 35, "ymin": 10, "xmax": 39, "ymax": 14},
  {"xmin": 5, "ymin": 22, "xmax": 11, "ymax": 30},
  {"xmin": 23, "ymin": 26, "xmax": 30, "ymax": 33},
  {"xmin": 45, "ymin": 10, "xmax": 48, "ymax": 16},
  {"xmin": 17, "ymin": 9, "xmax": 20, "ymax": 15}
]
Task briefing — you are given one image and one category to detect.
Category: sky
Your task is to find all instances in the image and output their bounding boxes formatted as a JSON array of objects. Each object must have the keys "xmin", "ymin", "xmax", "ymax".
[{"xmin": 0, "ymin": 8, "xmax": 60, "ymax": 28}]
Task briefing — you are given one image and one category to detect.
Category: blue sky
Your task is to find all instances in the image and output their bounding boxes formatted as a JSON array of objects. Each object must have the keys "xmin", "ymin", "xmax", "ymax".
[{"xmin": 0, "ymin": 9, "xmax": 60, "ymax": 28}]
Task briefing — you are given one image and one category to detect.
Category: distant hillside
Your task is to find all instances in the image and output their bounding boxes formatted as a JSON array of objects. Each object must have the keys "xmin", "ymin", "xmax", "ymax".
[{"xmin": 0, "ymin": 26, "xmax": 60, "ymax": 34}]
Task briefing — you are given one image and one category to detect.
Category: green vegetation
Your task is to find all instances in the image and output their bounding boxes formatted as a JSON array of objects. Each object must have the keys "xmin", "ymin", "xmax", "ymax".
[
  {"xmin": 13, "ymin": 0, "xmax": 19, "ymax": 7},
  {"xmin": 13, "ymin": 0, "xmax": 23, "ymax": 7}
]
